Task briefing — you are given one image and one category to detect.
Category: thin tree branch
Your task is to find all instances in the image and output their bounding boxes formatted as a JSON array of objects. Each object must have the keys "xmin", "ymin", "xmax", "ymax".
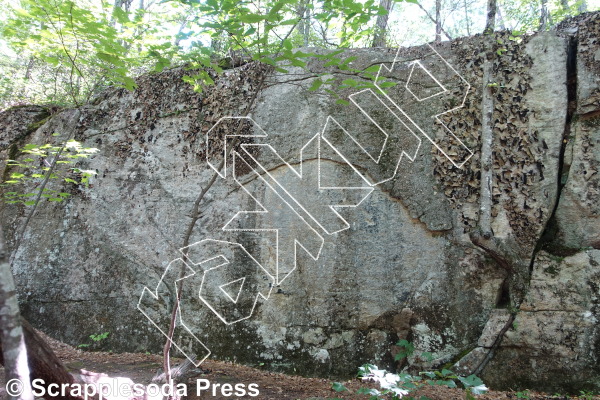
[
  {"xmin": 414, "ymin": 1, "xmax": 453, "ymax": 41},
  {"xmin": 12, "ymin": 146, "xmax": 66, "ymax": 259},
  {"xmin": 162, "ymin": 69, "xmax": 268, "ymax": 391}
]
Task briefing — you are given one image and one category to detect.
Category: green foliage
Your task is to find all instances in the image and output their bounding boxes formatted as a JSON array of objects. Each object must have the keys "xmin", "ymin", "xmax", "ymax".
[
  {"xmin": 331, "ymin": 382, "xmax": 349, "ymax": 392},
  {"xmin": 354, "ymin": 363, "xmax": 488, "ymax": 400},
  {"xmin": 500, "ymin": 0, "xmax": 591, "ymax": 33},
  {"xmin": 0, "ymin": 0, "xmax": 182, "ymax": 107},
  {"xmin": 2, "ymin": 138, "xmax": 98, "ymax": 205},
  {"xmin": 0, "ymin": 0, "xmax": 418, "ymax": 105},
  {"xmin": 579, "ymin": 390, "xmax": 597, "ymax": 400},
  {"xmin": 3, "ymin": 0, "xmax": 130, "ymax": 102},
  {"xmin": 395, "ymin": 339, "xmax": 415, "ymax": 361},
  {"xmin": 515, "ymin": 389, "xmax": 531, "ymax": 399},
  {"xmin": 90, "ymin": 331, "xmax": 110, "ymax": 342},
  {"xmin": 77, "ymin": 332, "xmax": 110, "ymax": 349},
  {"xmin": 1, "ymin": 0, "xmax": 596, "ymax": 109},
  {"xmin": 333, "ymin": 341, "xmax": 488, "ymax": 400}
]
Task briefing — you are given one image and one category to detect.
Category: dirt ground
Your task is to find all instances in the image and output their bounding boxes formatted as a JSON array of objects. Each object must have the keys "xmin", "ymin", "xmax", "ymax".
[{"xmin": 0, "ymin": 330, "xmax": 598, "ymax": 400}]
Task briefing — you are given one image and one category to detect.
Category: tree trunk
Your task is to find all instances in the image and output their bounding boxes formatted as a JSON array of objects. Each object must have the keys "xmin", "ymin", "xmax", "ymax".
[
  {"xmin": 24, "ymin": 57, "xmax": 35, "ymax": 80},
  {"xmin": 0, "ymin": 225, "xmax": 81, "ymax": 399},
  {"xmin": 463, "ymin": 0, "xmax": 471, "ymax": 36},
  {"xmin": 372, "ymin": 0, "xmax": 392, "ymax": 47},
  {"xmin": 435, "ymin": 0, "xmax": 442, "ymax": 43},
  {"xmin": 296, "ymin": 0, "xmax": 311, "ymax": 47},
  {"xmin": 540, "ymin": 0, "xmax": 549, "ymax": 31},
  {"xmin": 484, "ymin": 0, "xmax": 497, "ymax": 34},
  {"xmin": 0, "ymin": 226, "xmax": 33, "ymax": 400},
  {"xmin": 110, "ymin": 0, "xmax": 133, "ymax": 27},
  {"xmin": 173, "ymin": 17, "xmax": 188, "ymax": 47},
  {"xmin": 496, "ymin": 3, "xmax": 506, "ymax": 30},
  {"xmin": 415, "ymin": 1, "xmax": 453, "ymax": 41},
  {"xmin": 0, "ymin": 319, "xmax": 84, "ymax": 400}
]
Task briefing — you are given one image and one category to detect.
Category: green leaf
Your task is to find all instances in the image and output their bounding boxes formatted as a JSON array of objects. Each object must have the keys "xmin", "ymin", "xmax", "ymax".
[
  {"xmin": 308, "ymin": 78, "xmax": 323, "ymax": 91},
  {"xmin": 206, "ymin": 0, "xmax": 219, "ymax": 9},
  {"xmin": 378, "ymin": 81, "xmax": 397, "ymax": 88},
  {"xmin": 268, "ymin": 0, "xmax": 286, "ymax": 18},
  {"xmin": 363, "ymin": 64, "xmax": 381, "ymax": 73},
  {"xmin": 395, "ymin": 339, "xmax": 415, "ymax": 360},
  {"xmin": 341, "ymin": 56, "xmax": 358, "ymax": 65},
  {"xmin": 458, "ymin": 374, "xmax": 484, "ymax": 389},
  {"xmin": 331, "ymin": 382, "xmax": 348, "ymax": 392},
  {"xmin": 356, "ymin": 388, "xmax": 380, "ymax": 395},
  {"xmin": 324, "ymin": 58, "xmax": 341, "ymax": 67},
  {"xmin": 239, "ymin": 14, "xmax": 265, "ymax": 23},
  {"xmin": 336, "ymin": 99, "xmax": 350, "ymax": 106},
  {"xmin": 289, "ymin": 58, "xmax": 306, "ymax": 67},
  {"xmin": 96, "ymin": 52, "xmax": 125, "ymax": 67},
  {"xmin": 121, "ymin": 76, "xmax": 137, "ymax": 91},
  {"xmin": 112, "ymin": 6, "xmax": 130, "ymax": 24}
]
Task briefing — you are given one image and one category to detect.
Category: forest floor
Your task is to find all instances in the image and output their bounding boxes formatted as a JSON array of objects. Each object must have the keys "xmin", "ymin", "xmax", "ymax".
[{"xmin": 0, "ymin": 330, "xmax": 598, "ymax": 400}]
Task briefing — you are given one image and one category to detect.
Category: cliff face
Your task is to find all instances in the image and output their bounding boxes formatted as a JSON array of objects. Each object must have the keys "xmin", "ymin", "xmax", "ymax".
[{"xmin": 1, "ymin": 12, "xmax": 599, "ymax": 393}]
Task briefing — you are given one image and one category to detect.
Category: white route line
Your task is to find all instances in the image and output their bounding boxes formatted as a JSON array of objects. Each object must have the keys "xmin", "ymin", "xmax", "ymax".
[
  {"xmin": 219, "ymin": 277, "xmax": 246, "ymax": 304},
  {"xmin": 137, "ymin": 258, "xmax": 211, "ymax": 367},
  {"xmin": 140, "ymin": 45, "xmax": 474, "ymax": 367},
  {"xmin": 223, "ymin": 149, "xmax": 325, "ymax": 285},
  {"xmin": 184, "ymin": 239, "xmax": 275, "ymax": 325},
  {"xmin": 240, "ymin": 131, "xmax": 373, "ymax": 235},
  {"xmin": 206, "ymin": 116, "xmax": 268, "ymax": 179},
  {"xmin": 375, "ymin": 43, "xmax": 473, "ymax": 169}
]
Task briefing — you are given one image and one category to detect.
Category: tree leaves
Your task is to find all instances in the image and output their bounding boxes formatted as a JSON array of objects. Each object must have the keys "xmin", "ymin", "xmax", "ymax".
[
  {"xmin": 239, "ymin": 14, "xmax": 266, "ymax": 23},
  {"xmin": 1, "ymin": 140, "xmax": 98, "ymax": 206},
  {"xmin": 395, "ymin": 339, "xmax": 415, "ymax": 361},
  {"xmin": 331, "ymin": 382, "xmax": 348, "ymax": 392}
]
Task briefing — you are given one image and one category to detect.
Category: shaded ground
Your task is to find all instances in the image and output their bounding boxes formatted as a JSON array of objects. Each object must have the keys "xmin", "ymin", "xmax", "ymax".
[{"xmin": 0, "ymin": 330, "xmax": 598, "ymax": 400}]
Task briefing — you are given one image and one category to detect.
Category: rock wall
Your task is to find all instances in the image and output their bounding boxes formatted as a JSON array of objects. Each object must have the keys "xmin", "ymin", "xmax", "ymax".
[{"xmin": 1, "ymin": 13, "xmax": 600, "ymax": 393}]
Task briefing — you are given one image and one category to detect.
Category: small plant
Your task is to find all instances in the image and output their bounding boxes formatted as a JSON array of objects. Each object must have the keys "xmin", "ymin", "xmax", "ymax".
[
  {"xmin": 90, "ymin": 332, "xmax": 110, "ymax": 342},
  {"xmin": 355, "ymin": 364, "xmax": 487, "ymax": 399},
  {"xmin": 332, "ymin": 341, "xmax": 487, "ymax": 399},
  {"xmin": 509, "ymin": 30, "xmax": 524, "ymax": 43},
  {"xmin": 331, "ymin": 382, "xmax": 349, "ymax": 393},
  {"xmin": 77, "ymin": 332, "xmax": 110, "ymax": 350},
  {"xmin": 2, "ymin": 138, "xmax": 98, "ymax": 205},
  {"xmin": 515, "ymin": 390, "xmax": 531, "ymax": 399},
  {"xmin": 579, "ymin": 390, "xmax": 596, "ymax": 400},
  {"xmin": 395, "ymin": 339, "xmax": 415, "ymax": 361}
]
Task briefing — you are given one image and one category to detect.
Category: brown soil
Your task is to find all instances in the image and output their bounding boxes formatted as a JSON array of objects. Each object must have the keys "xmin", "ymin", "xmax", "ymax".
[{"xmin": 1, "ymin": 330, "xmax": 598, "ymax": 400}]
